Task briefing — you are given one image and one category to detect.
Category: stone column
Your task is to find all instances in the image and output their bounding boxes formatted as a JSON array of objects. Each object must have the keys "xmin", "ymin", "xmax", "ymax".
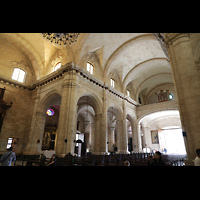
[
  {"xmin": 143, "ymin": 126, "xmax": 150, "ymax": 149},
  {"xmin": 141, "ymin": 126, "xmax": 147, "ymax": 150},
  {"xmin": 56, "ymin": 75, "xmax": 70, "ymax": 155},
  {"xmin": 100, "ymin": 89, "xmax": 108, "ymax": 154},
  {"xmin": 137, "ymin": 124, "xmax": 142, "ymax": 152},
  {"xmin": 132, "ymin": 122, "xmax": 142, "ymax": 152},
  {"xmin": 93, "ymin": 114, "xmax": 102, "ymax": 154},
  {"xmin": 165, "ymin": 33, "xmax": 200, "ymax": 164},
  {"xmin": 24, "ymin": 88, "xmax": 46, "ymax": 155},
  {"xmin": 84, "ymin": 121, "xmax": 91, "ymax": 151},
  {"xmin": 90, "ymin": 123, "xmax": 95, "ymax": 153},
  {"xmin": 56, "ymin": 70, "xmax": 79, "ymax": 155},
  {"xmin": 116, "ymin": 119, "xmax": 123, "ymax": 153},
  {"xmin": 109, "ymin": 127, "xmax": 115, "ymax": 152},
  {"xmin": 25, "ymin": 111, "xmax": 46, "ymax": 155},
  {"xmin": 121, "ymin": 101, "xmax": 129, "ymax": 153}
]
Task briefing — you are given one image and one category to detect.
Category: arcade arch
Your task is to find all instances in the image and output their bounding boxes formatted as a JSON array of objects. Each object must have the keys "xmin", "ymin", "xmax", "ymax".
[
  {"xmin": 77, "ymin": 95, "xmax": 96, "ymax": 154},
  {"xmin": 107, "ymin": 106, "xmax": 122, "ymax": 153},
  {"xmin": 24, "ymin": 91, "xmax": 62, "ymax": 155},
  {"xmin": 138, "ymin": 110, "xmax": 186, "ymax": 154}
]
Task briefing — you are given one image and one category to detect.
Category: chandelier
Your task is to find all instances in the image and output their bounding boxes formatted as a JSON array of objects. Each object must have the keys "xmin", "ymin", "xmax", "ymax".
[{"xmin": 42, "ymin": 33, "xmax": 80, "ymax": 46}]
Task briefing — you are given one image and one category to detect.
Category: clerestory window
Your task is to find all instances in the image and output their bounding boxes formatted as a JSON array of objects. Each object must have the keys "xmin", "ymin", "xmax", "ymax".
[
  {"xmin": 87, "ymin": 62, "xmax": 94, "ymax": 75},
  {"xmin": 52, "ymin": 62, "xmax": 61, "ymax": 72},
  {"xmin": 12, "ymin": 68, "xmax": 26, "ymax": 83},
  {"xmin": 111, "ymin": 78, "xmax": 115, "ymax": 88}
]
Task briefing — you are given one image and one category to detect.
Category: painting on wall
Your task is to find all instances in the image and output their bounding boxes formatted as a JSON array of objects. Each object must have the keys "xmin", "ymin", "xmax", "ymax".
[{"xmin": 151, "ymin": 130, "xmax": 159, "ymax": 144}]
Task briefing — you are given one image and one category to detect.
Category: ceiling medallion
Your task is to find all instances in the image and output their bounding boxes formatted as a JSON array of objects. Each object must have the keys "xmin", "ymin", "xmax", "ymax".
[{"xmin": 42, "ymin": 33, "xmax": 80, "ymax": 46}]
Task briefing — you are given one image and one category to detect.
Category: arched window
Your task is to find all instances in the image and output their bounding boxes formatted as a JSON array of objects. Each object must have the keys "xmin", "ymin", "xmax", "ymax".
[
  {"xmin": 12, "ymin": 68, "xmax": 26, "ymax": 83},
  {"xmin": 52, "ymin": 62, "xmax": 61, "ymax": 72},
  {"xmin": 87, "ymin": 62, "xmax": 94, "ymax": 74},
  {"xmin": 110, "ymin": 78, "xmax": 115, "ymax": 88}
]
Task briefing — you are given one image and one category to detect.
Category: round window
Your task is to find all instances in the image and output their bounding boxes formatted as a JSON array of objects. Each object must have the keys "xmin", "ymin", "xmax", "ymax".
[{"xmin": 46, "ymin": 108, "xmax": 54, "ymax": 116}]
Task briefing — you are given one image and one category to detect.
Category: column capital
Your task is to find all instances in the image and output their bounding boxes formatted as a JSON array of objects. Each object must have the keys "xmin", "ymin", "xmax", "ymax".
[{"xmin": 164, "ymin": 33, "xmax": 190, "ymax": 46}]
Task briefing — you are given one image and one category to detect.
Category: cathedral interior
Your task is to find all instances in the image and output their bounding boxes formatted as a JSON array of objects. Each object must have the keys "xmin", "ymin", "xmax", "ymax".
[{"xmin": 0, "ymin": 33, "xmax": 200, "ymax": 166}]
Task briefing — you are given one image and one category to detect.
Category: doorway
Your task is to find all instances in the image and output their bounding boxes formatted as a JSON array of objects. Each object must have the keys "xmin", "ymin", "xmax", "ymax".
[
  {"xmin": 41, "ymin": 105, "xmax": 60, "ymax": 152},
  {"xmin": 158, "ymin": 128, "xmax": 186, "ymax": 154}
]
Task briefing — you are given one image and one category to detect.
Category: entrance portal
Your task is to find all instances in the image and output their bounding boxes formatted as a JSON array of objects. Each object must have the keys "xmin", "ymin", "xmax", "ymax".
[{"xmin": 158, "ymin": 128, "xmax": 186, "ymax": 154}]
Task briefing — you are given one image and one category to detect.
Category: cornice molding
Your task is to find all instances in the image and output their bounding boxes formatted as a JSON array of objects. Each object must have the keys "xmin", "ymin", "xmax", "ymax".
[
  {"xmin": 164, "ymin": 33, "xmax": 190, "ymax": 46},
  {"xmin": 0, "ymin": 62, "xmax": 139, "ymax": 107}
]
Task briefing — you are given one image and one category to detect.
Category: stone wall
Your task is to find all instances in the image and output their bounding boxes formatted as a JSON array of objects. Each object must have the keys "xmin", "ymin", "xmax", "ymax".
[
  {"xmin": 0, "ymin": 83, "xmax": 35, "ymax": 154},
  {"xmin": 0, "ymin": 62, "xmax": 182, "ymax": 156}
]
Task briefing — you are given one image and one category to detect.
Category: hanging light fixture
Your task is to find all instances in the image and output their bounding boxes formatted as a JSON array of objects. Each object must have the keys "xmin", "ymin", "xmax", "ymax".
[{"xmin": 42, "ymin": 33, "xmax": 80, "ymax": 46}]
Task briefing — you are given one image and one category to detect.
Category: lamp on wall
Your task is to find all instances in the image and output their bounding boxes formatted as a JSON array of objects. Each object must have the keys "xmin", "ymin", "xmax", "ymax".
[{"xmin": 42, "ymin": 33, "xmax": 80, "ymax": 46}]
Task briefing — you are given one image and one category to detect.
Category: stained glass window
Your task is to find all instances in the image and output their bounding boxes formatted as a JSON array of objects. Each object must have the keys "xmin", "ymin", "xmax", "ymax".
[{"xmin": 46, "ymin": 108, "xmax": 54, "ymax": 116}]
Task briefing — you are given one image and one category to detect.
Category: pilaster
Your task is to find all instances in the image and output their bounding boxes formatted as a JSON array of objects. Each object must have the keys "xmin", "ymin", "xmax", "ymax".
[
  {"xmin": 116, "ymin": 119, "xmax": 123, "ymax": 153},
  {"xmin": 23, "ymin": 88, "xmax": 44, "ymax": 155},
  {"xmin": 121, "ymin": 100, "xmax": 129, "ymax": 153},
  {"xmin": 56, "ymin": 70, "xmax": 79, "ymax": 155},
  {"xmin": 93, "ymin": 114, "xmax": 102, "ymax": 154},
  {"xmin": 100, "ymin": 88, "xmax": 108, "ymax": 154}
]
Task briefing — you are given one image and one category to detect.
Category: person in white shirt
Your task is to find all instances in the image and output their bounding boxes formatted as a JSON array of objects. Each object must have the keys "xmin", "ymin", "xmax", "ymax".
[{"xmin": 194, "ymin": 149, "xmax": 200, "ymax": 166}]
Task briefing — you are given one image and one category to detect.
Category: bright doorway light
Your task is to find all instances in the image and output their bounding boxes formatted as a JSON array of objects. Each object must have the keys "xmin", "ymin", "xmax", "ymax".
[{"xmin": 158, "ymin": 128, "xmax": 186, "ymax": 154}]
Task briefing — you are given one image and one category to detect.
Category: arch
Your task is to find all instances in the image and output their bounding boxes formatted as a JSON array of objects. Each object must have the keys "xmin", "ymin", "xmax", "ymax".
[
  {"xmin": 145, "ymin": 82, "xmax": 175, "ymax": 105},
  {"xmin": 136, "ymin": 73, "xmax": 173, "ymax": 100},
  {"xmin": 39, "ymin": 89, "xmax": 62, "ymax": 113},
  {"xmin": 193, "ymin": 39, "xmax": 200, "ymax": 62},
  {"xmin": 148, "ymin": 115, "xmax": 181, "ymax": 129},
  {"xmin": 103, "ymin": 34, "xmax": 166, "ymax": 81},
  {"xmin": 107, "ymin": 103, "xmax": 123, "ymax": 121},
  {"xmin": 122, "ymin": 57, "xmax": 173, "ymax": 104},
  {"xmin": 1, "ymin": 33, "xmax": 43, "ymax": 80},
  {"xmin": 76, "ymin": 92, "xmax": 103, "ymax": 154},
  {"xmin": 138, "ymin": 110, "xmax": 180, "ymax": 125},
  {"xmin": 76, "ymin": 92, "xmax": 102, "ymax": 115},
  {"xmin": 123, "ymin": 58, "xmax": 169, "ymax": 89}
]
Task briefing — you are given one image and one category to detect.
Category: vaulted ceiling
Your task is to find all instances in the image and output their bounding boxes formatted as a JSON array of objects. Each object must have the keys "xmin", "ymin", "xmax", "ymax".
[{"xmin": 0, "ymin": 33, "xmax": 173, "ymax": 103}]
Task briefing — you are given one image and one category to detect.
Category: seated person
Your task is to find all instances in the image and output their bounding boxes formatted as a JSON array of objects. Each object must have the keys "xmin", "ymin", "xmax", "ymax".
[
  {"xmin": 148, "ymin": 151, "xmax": 165, "ymax": 166},
  {"xmin": 46, "ymin": 154, "xmax": 56, "ymax": 166}
]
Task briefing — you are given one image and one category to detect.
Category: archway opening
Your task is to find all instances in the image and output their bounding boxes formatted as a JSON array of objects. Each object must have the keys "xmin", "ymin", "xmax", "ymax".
[
  {"xmin": 158, "ymin": 127, "xmax": 186, "ymax": 155},
  {"xmin": 107, "ymin": 106, "xmax": 124, "ymax": 154},
  {"xmin": 41, "ymin": 105, "xmax": 60, "ymax": 158},
  {"xmin": 77, "ymin": 95, "xmax": 96, "ymax": 156},
  {"xmin": 40, "ymin": 93, "xmax": 61, "ymax": 157},
  {"xmin": 139, "ymin": 110, "xmax": 187, "ymax": 156}
]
